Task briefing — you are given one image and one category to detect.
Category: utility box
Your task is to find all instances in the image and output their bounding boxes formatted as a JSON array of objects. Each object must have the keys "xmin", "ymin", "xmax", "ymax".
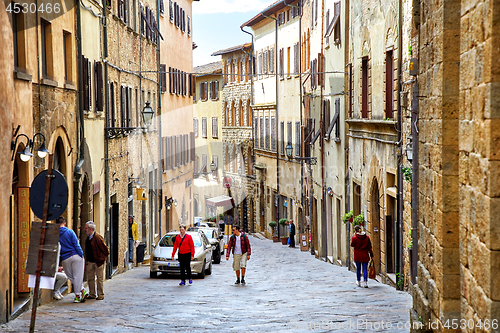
[
  {"xmin": 136, "ymin": 243, "xmax": 145, "ymax": 263},
  {"xmin": 409, "ymin": 58, "xmax": 418, "ymax": 76}
]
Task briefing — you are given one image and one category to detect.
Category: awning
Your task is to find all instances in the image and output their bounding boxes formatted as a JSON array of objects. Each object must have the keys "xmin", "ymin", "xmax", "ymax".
[{"xmin": 206, "ymin": 195, "xmax": 233, "ymax": 207}]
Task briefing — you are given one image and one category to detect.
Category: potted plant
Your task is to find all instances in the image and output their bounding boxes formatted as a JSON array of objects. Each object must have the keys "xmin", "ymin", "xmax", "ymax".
[
  {"xmin": 342, "ymin": 210, "xmax": 354, "ymax": 224},
  {"xmin": 353, "ymin": 213, "xmax": 364, "ymax": 227},
  {"xmin": 279, "ymin": 218, "xmax": 289, "ymax": 245},
  {"xmin": 269, "ymin": 221, "xmax": 279, "ymax": 242}
]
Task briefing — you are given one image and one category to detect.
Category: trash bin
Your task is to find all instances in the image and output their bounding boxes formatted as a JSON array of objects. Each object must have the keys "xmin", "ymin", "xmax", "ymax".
[{"xmin": 136, "ymin": 243, "xmax": 145, "ymax": 263}]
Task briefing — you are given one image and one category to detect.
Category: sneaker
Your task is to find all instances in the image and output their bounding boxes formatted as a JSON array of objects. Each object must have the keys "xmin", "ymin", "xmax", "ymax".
[
  {"xmin": 241, "ymin": 277, "xmax": 246, "ymax": 285},
  {"xmin": 96, "ymin": 295, "xmax": 104, "ymax": 300},
  {"xmin": 235, "ymin": 279, "xmax": 240, "ymax": 285},
  {"xmin": 356, "ymin": 281, "xmax": 361, "ymax": 287},
  {"xmin": 189, "ymin": 279, "xmax": 193, "ymax": 284},
  {"xmin": 81, "ymin": 289, "xmax": 89, "ymax": 300},
  {"xmin": 73, "ymin": 295, "xmax": 84, "ymax": 303},
  {"xmin": 53, "ymin": 291, "xmax": 62, "ymax": 300},
  {"xmin": 364, "ymin": 281, "xmax": 368, "ymax": 288},
  {"xmin": 179, "ymin": 280, "xmax": 186, "ymax": 286},
  {"xmin": 87, "ymin": 295, "xmax": 97, "ymax": 300}
]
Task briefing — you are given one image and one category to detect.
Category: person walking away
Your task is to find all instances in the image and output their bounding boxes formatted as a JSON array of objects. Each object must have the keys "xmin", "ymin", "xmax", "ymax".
[
  {"xmin": 171, "ymin": 225, "xmax": 195, "ymax": 285},
  {"xmin": 226, "ymin": 225, "xmax": 251, "ymax": 285},
  {"xmin": 128, "ymin": 216, "xmax": 139, "ymax": 263},
  {"xmin": 56, "ymin": 216, "xmax": 88, "ymax": 302},
  {"xmin": 350, "ymin": 225, "xmax": 373, "ymax": 288},
  {"xmin": 289, "ymin": 220, "xmax": 296, "ymax": 248},
  {"xmin": 52, "ymin": 266, "xmax": 67, "ymax": 300},
  {"xmin": 84, "ymin": 221, "xmax": 109, "ymax": 300}
]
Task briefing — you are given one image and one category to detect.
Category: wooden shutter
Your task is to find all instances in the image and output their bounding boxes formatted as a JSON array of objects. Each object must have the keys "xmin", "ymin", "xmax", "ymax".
[
  {"xmin": 110, "ymin": 82, "xmax": 116, "ymax": 127},
  {"xmin": 212, "ymin": 117, "xmax": 218, "ymax": 138},
  {"xmin": 271, "ymin": 117, "xmax": 276, "ymax": 151},
  {"xmin": 280, "ymin": 121, "xmax": 285, "ymax": 154},
  {"xmin": 82, "ymin": 56, "xmax": 88, "ymax": 111},
  {"xmin": 295, "ymin": 121, "xmax": 300, "ymax": 156},
  {"xmin": 161, "ymin": 64, "xmax": 166, "ymax": 92},
  {"xmin": 287, "ymin": 121, "xmax": 292, "ymax": 145},
  {"xmin": 87, "ymin": 59, "xmax": 92, "ymax": 110},
  {"xmin": 96, "ymin": 62, "xmax": 104, "ymax": 111},
  {"xmin": 204, "ymin": 82, "xmax": 208, "ymax": 101},
  {"xmin": 190, "ymin": 132, "xmax": 195, "ymax": 162}
]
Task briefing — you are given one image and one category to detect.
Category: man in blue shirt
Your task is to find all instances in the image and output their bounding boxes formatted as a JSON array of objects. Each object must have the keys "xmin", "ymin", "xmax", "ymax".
[{"xmin": 56, "ymin": 216, "xmax": 88, "ymax": 303}]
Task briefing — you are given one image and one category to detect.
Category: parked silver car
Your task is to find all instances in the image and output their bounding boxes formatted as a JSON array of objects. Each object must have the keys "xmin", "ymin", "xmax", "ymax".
[
  {"xmin": 150, "ymin": 231, "xmax": 212, "ymax": 278},
  {"xmin": 188, "ymin": 227, "xmax": 225, "ymax": 264}
]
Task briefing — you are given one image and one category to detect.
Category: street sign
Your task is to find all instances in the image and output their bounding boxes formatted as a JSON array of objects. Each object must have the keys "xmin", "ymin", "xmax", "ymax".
[
  {"xmin": 223, "ymin": 177, "xmax": 232, "ymax": 188},
  {"xmin": 29, "ymin": 169, "xmax": 68, "ymax": 221}
]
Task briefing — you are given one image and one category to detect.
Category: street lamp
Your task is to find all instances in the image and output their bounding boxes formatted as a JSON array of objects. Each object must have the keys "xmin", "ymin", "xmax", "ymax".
[
  {"xmin": 210, "ymin": 160, "xmax": 217, "ymax": 172},
  {"xmin": 142, "ymin": 101, "xmax": 155, "ymax": 125},
  {"xmin": 284, "ymin": 143, "xmax": 317, "ymax": 165},
  {"xmin": 406, "ymin": 141, "xmax": 413, "ymax": 163},
  {"xmin": 285, "ymin": 144, "xmax": 293, "ymax": 158},
  {"xmin": 165, "ymin": 197, "xmax": 178, "ymax": 210},
  {"xmin": 11, "ymin": 132, "xmax": 50, "ymax": 162}
]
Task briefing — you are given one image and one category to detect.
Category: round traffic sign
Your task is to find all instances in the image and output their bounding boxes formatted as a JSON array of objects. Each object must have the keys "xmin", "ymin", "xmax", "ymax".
[{"xmin": 29, "ymin": 169, "xmax": 68, "ymax": 221}]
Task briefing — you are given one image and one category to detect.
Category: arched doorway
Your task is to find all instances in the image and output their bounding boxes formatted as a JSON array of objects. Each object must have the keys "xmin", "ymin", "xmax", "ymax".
[
  {"xmin": 53, "ymin": 137, "xmax": 68, "ymax": 223},
  {"xmin": 10, "ymin": 145, "xmax": 30, "ymax": 316},
  {"xmin": 370, "ymin": 180, "xmax": 381, "ymax": 273}
]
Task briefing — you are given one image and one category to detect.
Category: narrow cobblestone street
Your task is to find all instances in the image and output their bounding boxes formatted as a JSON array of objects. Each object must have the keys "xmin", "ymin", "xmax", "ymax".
[{"xmin": 1, "ymin": 235, "xmax": 412, "ymax": 332}]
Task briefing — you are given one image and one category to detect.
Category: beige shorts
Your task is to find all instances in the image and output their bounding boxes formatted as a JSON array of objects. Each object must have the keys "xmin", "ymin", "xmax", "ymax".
[{"xmin": 232, "ymin": 253, "xmax": 247, "ymax": 271}]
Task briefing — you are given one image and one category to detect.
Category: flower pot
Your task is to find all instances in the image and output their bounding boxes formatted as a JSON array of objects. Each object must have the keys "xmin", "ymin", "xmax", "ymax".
[
  {"xmin": 281, "ymin": 237, "xmax": 288, "ymax": 245},
  {"xmin": 273, "ymin": 236, "xmax": 280, "ymax": 242},
  {"xmin": 349, "ymin": 217, "xmax": 353, "ymax": 223}
]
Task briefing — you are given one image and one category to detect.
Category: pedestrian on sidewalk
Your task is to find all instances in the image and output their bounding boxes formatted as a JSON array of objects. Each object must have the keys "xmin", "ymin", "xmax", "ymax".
[
  {"xmin": 56, "ymin": 216, "xmax": 88, "ymax": 303},
  {"xmin": 288, "ymin": 220, "xmax": 296, "ymax": 248},
  {"xmin": 52, "ymin": 266, "xmax": 67, "ymax": 300},
  {"xmin": 128, "ymin": 215, "xmax": 139, "ymax": 263},
  {"xmin": 84, "ymin": 221, "xmax": 109, "ymax": 300},
  {"xmin": 350, "ymin": 225, "xmax": 373, "ymax": 288},
  {"xmin": 172, "ymin": 225, "xmax": 195, "ymax": 285},
  {"xmin": 226, "ymin": 224, "xmax": 251, "ymax": 285}
]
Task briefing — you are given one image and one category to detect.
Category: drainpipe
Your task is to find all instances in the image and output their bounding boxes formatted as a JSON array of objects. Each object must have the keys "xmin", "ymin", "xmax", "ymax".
[
  {"xmin": 156, "ymin": 0, "xmax": 161, "ymax": 238},
  {"xmin": 73, "ymin": 0, "xmax": 85, "ymax": 239},
  {"xmin": 411, "ymin": 11, "xmax": 420, "ymax": 286},
  {"xmin": 320, "ymin": 0, "xmax": 326, "ymax": 260},
  {"xmin": 240, "ymin": 26, "xmax": 255, "ymax": 231},
  {"xmin": 395, "ymin": 0, "xmax": 403, "ymax": 289},
  {"xmin": 261, "ymin": 12, "xmax": 279, "ymax": 237},
  {"xmin": 102, "ymin": 0, "xmax": 111, "ymax": 279}
]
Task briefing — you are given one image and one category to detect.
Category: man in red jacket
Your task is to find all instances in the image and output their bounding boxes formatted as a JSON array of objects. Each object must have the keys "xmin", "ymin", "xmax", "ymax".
[
  {"xmin": 350, "ymin": 225, "xmax": 373, "ymax": 288},
  {"xmin": 172, "ymin": 225, "xmax": 195, "ymax": 285},
  {"xmin": 226, "ymin": 225, "xmax": 251, "ymax": 285}
]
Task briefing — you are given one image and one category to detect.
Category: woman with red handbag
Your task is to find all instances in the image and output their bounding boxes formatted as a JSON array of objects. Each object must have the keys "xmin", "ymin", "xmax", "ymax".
[{"xmin": 350, "ymin": 225, "xmax": 373, "ymax": 288}]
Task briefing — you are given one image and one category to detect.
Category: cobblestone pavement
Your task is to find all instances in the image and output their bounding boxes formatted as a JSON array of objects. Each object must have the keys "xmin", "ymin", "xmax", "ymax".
[{"xmin": 1, "ymin": 235, "xmax": 412, "ymax": 332}]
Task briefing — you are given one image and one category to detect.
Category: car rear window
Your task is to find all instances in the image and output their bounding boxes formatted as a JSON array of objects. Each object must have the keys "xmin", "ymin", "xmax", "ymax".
[{"xmin": 158, "ymin": 234, "xmax": 177, "ymax": 247}]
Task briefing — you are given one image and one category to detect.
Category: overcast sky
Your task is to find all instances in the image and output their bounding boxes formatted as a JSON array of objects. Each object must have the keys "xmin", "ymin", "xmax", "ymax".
[{"xmin": 192, "ymin": 0, "xmax": 276, "ymax": 67}]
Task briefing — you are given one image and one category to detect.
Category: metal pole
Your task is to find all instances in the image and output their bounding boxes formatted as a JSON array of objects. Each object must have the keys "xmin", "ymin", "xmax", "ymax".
[{"xmin": 29, "ymin": 154, "xmax": 54, "ymax": 333}]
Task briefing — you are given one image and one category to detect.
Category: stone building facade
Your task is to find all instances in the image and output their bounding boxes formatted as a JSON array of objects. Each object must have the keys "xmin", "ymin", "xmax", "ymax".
[
  {"xmin": 192, "ymin": 61, "xmax": 225, "ymax": 219},
  {"xmin": 347, "ymin": 0, "xmax": 402, "ymax": 286},
  {"xmin": 212, "ymin": 44, "xmax": 256, "ymax": 232},
  {"xmin": 160, "ymin": 0, "xmax": 196, "ymax": 233},
  {"xmin": 105, "ymin": 0, "xmax": 159, "ymax": 274},
  {"xmin": 4, "ymin": 1, "xmax": 78, "ymax": 320},
  {"xmin": 411, "ymin": 0, "xmax": 500, "ymax": 331}
]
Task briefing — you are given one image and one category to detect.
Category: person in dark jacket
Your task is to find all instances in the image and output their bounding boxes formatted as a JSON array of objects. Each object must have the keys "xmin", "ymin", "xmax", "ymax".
[
  {"xmin": 289, "ymin": 220, "xmax": 296, "ymax": 248},
  {"xmin": 226, "ymin": 225, "xmax": 251, "ymax": 285},
  {"xmin": 172, "ymin": 225, "xmax": 195, "ymax": 285},
  {"xmin": 350, "ymin": 225, "xmax": 373, "ymax": 288},
  {"xmin": 56, "ymin": 216, "xmax": 88, "ymax": 302},
  {"xmin": 84, "ymin": 221, "xmax": 109, "ymax": 300}
]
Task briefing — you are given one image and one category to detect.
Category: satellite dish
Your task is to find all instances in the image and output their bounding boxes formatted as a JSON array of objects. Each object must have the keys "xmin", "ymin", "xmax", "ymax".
[{"xmin": 29, "ymin": 169, "xmax": 68, "ymax": 221}]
